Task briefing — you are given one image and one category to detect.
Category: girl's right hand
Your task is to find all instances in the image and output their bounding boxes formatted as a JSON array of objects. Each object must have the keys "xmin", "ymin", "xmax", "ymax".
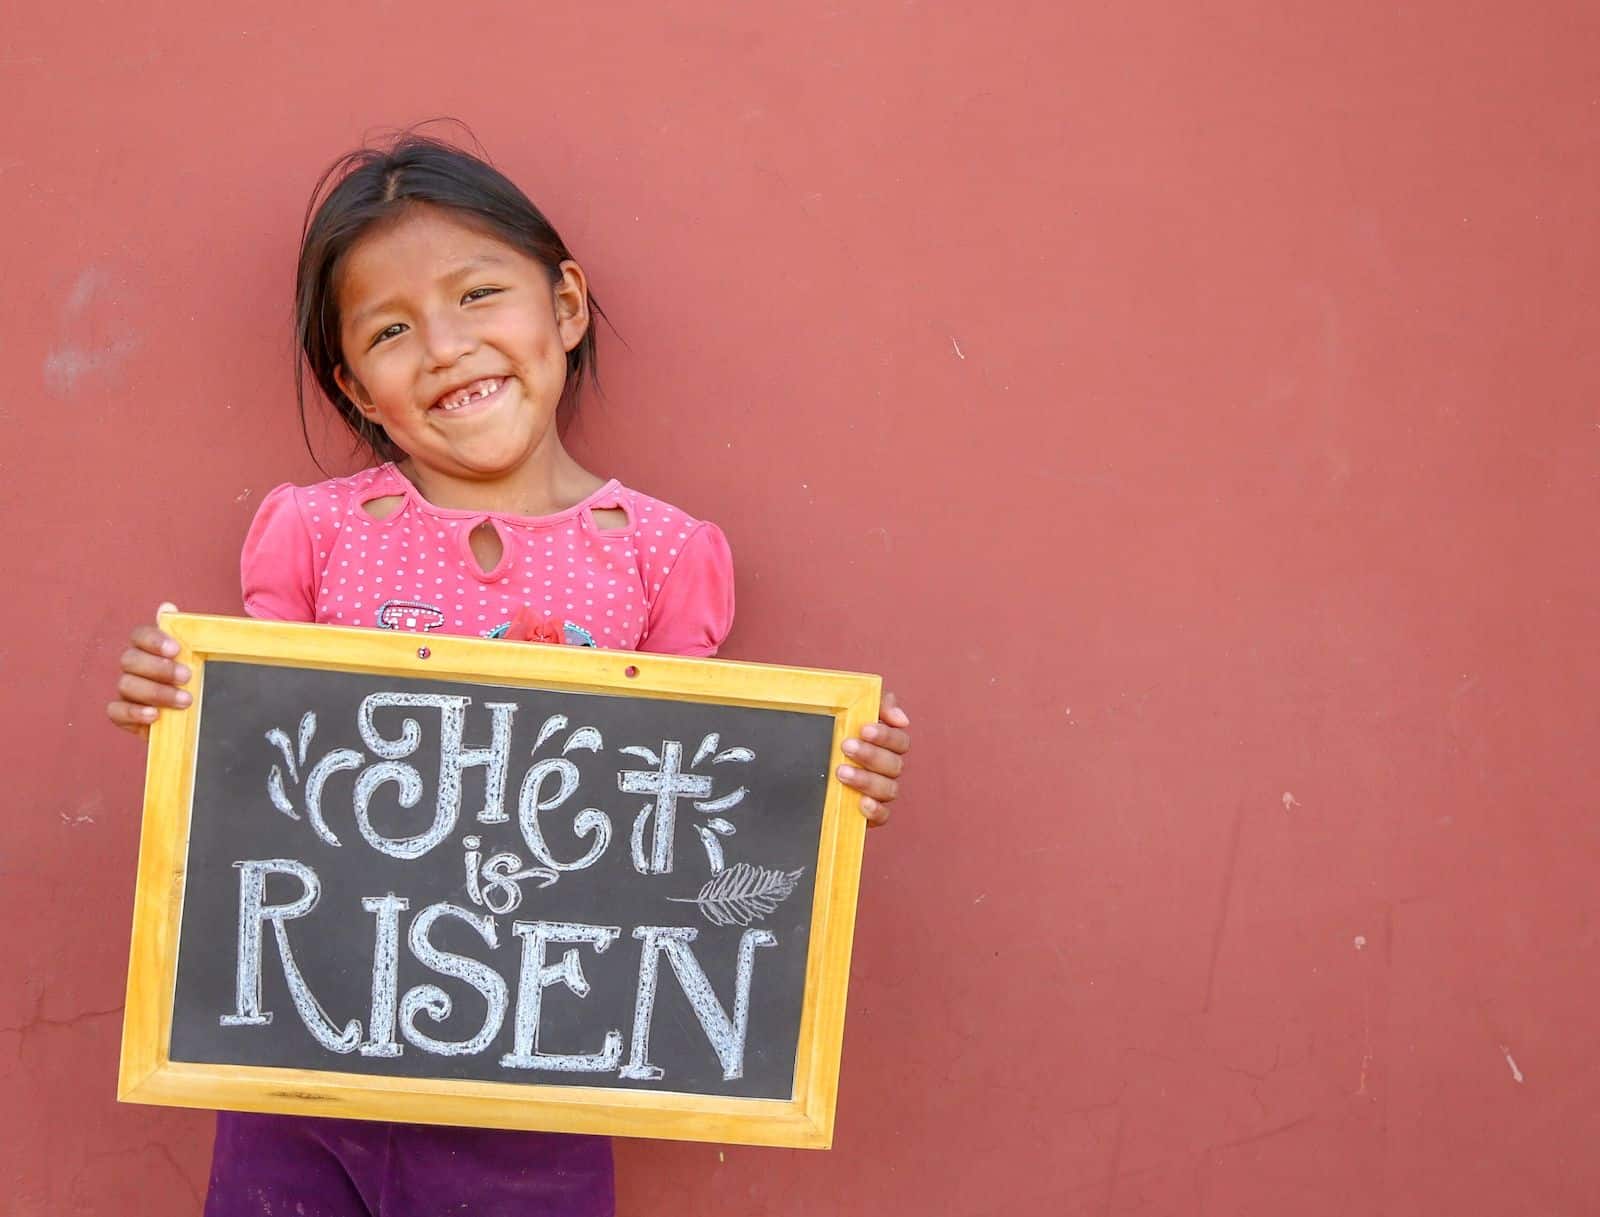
[{"xmin": 107, "ymin": 603, "xmax": 193, "ymax": 736}]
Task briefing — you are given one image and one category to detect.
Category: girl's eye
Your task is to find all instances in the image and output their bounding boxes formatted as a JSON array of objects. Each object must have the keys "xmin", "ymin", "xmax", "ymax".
[
  {"xmin": 463, "ymin": 286, "xmax": 501, "ymax": 303},
  {"xmin": 370, "ymin": 323, "xmax": 406, "ymax": 348}
]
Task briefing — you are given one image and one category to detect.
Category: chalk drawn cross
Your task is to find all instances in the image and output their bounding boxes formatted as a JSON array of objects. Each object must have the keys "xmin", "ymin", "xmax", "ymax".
[{"xmin": 618, "ymin": 734, "xmax": 754, "ymax": 875}]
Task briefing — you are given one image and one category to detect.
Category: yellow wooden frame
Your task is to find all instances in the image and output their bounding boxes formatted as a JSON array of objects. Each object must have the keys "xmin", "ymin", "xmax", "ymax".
[{"xmin": 119, "ymin": 610, "xmax": 879, "ymax": 1150}]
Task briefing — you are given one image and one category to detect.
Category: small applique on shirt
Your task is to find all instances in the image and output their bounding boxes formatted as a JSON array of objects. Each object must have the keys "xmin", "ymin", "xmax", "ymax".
[
  {"xmin": 483, "ymin": 618, "xmax": 598, "ymax": 646},
  {"xmin": 375, "ymin": 599, "xmax": 446, "ymax": 632}
]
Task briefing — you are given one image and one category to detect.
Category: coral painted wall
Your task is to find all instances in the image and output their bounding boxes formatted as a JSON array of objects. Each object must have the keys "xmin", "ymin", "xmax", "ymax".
[{"xmin": 3, "ymin": 3, "xmax": 1596, "ymax": 1213}]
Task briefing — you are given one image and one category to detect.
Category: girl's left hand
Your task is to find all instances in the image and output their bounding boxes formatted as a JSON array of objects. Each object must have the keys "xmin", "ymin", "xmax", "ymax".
[{"xmin": 837, "ymin": 692, "xmax": 911, "ymax": 827}]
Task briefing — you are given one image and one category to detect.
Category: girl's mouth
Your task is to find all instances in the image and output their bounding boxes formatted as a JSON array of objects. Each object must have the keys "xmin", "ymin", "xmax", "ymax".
[{"xmin": 431, "ymin": 376, "xmax": 508, "ymax": 416}]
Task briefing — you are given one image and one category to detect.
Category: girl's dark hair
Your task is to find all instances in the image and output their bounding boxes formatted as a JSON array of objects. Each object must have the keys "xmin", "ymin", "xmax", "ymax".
[{"xmin": 294, "ymin": 129, "xmax": 605, "ymax": 464}]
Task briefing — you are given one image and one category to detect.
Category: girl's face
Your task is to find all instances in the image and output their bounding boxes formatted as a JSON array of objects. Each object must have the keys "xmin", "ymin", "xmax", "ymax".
[{"xmin": 333, "ymin": 205, "xmax": 589, "ymax": 487}]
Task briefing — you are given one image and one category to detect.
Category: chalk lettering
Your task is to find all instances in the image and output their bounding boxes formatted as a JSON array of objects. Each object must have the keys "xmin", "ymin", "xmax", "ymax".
[
  {"xmin": 518, "ymin": 757, "xmax": 611, "ymax": 873},
  {"xmin": 221, "ymin": 859, "xmax": 361, "ymax": 1053},
  {"xmin": 463, "ymin": 836, "xmax": 557, "ymax": 913},
  {"xmin": 459, "ymin": 702, "xmax": 518, "ymax": 824},
  {"xmin": 355, "ymin": 694, "xmax": 468, "ymax": 857},
  {"xmin": 359, "ymin": 893, "xmax": 408, "ymax": 1058},
  {"xmin": 621, "ymin": 925, "xmax": 777, "ymax": 1081},
  {"xmin": 400, "ymin": 903, "xmax": 508, "ymax": 1056},
  {"xmin": 189, "ymin": 661, "xmax": 838, "ymax": 1103},
  {"xmin": 462, "ymin": 835, "xmax": 486, "ymax": 906},
  {"xmin": 500, "ymin": 921, "xmax": 624, "ymax": 1072}
]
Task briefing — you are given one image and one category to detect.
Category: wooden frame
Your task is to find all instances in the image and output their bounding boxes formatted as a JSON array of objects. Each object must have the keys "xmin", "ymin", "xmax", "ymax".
[{"xmin": 119, "ymin": 610, "xmax": 879, "ymax": 1149}]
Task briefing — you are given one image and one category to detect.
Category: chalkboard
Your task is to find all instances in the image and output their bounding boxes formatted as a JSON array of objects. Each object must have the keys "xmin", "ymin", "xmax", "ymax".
[{"xmin": 120, "ymin": 613, "xmax": 879, "ymax": 1149}]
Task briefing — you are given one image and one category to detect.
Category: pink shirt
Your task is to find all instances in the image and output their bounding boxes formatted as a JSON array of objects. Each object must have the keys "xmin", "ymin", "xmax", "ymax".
[{"xmin": 240, "ymin": 463, "xmax": 733, "ymax": 655}]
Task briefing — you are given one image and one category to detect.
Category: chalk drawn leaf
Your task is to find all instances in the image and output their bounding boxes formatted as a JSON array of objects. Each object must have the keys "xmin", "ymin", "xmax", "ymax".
[
  {"xmin": 713, "ymin": 747, "xmax": 754, "ymax": 765},
  {"xmin": 668, "ymin": 863, "xmax": 805, "ymax": 928},
  {"xmin": 693, "ymin": 733, "xmax": 719, "ymax": 766},
  {"xmin": 620, "ymin": 744, "xmax": 661, "ymax": 767},
  {"xmin": 267, "ymin": 766, "xmax": 299, "ymax": 819}
]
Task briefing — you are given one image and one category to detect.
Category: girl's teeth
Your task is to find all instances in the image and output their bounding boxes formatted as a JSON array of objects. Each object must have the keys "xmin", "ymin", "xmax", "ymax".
[{"xmin": 443, "ymin": 379, "xmax": 500, "ymax": 410}]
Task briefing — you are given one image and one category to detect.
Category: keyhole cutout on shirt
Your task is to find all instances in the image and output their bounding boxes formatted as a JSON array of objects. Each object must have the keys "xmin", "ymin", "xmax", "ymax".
[
  {"xmin": 468, "ymin": 520, "xmax": 505, "ymax": 575},
  {"xmin": 360, "ymin": 494, "xmax": 405, "ymax": 521},
  {"xmin": 591, "ymin": 506, "xmax": 629, "ymax": 531}
]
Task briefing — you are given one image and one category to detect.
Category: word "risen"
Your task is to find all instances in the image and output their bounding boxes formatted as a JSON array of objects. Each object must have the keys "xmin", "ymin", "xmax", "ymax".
[{"xmin": 220, "ymin": 859, "xmax": 776, "ymax": 1082}]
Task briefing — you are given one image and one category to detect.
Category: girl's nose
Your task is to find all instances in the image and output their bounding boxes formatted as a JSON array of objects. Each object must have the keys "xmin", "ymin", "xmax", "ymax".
[{"xmin": 420, "ymin": 313, "xmax": 475, "ymax": 368}]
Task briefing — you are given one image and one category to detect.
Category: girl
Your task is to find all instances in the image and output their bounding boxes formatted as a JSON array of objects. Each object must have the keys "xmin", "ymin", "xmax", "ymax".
[{"xmin": 105, "ymin": 133, "xmax": 911, "ymax": 1216}]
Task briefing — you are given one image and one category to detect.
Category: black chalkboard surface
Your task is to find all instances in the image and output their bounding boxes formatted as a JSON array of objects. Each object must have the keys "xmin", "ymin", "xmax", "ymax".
[
  {"xmin": 120, "ymin": 614, "xmax": 878, "ymax": 1148},
  {"xmin": 173, "ymin": 660, "xmax": 831, "ymax": 1098}
]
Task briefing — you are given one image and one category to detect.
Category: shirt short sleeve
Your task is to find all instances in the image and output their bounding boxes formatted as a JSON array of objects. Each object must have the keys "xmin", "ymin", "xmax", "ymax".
[
  {"xmin": 636, "ymin": 522, "xmax": 735, "ymax": 657},
  {"xmin": 240, "ymin": 483, "xmax": 318, "ymax": 623}
]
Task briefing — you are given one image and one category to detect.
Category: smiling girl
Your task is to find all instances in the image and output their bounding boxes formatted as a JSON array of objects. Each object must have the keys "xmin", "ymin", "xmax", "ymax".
[{"xmin": 106, "ymin": 132, "xmax": 911, "ymax": 1216}]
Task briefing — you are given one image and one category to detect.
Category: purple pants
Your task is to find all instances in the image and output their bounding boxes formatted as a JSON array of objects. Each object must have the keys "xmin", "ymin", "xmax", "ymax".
[{"xmin": 204, "ymin": 1112, "xmax": 614, "ymax": 1216}]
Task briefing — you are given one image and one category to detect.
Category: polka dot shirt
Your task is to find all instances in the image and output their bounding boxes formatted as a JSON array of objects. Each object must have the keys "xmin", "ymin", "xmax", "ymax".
[{"xmin": 240, "ymin": 463, "xmax": 734, "ymax": 656}]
